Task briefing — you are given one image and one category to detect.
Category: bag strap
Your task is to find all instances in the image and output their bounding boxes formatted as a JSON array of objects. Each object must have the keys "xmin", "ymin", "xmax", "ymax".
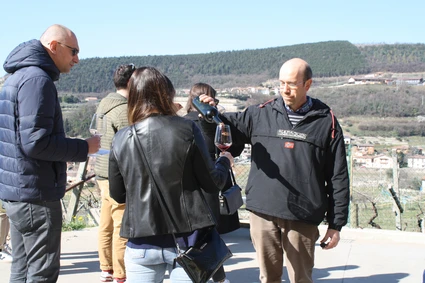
[
  {"xmin": 131, "ymin": 124, "xmax": 217, "ymax": 252},
  {"xmin": 229, "ymin": 167, "xmax": 237, "ymax": 186},
  {"xmin": 131, "ymin": 125, "xmax": 182, "ymax": 252}
]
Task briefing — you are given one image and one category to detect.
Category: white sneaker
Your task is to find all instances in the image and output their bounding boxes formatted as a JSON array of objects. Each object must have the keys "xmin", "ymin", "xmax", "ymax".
[
  {"xmin": 0, "ymin": 251, "xmax": 12, "ymax": 263},
  {"xmin": 100, "ymin": 270, "xmax": 113, "ymax": 282}
]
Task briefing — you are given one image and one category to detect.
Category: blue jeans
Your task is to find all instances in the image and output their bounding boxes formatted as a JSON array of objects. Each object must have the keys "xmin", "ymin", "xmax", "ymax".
[
  {"xmin": 124, "ymin": 246, "xmax": 192, "ymax": 283},
  {"xmin": 4, "ymin": 200, "xmax": 62, "ymax": 283}
]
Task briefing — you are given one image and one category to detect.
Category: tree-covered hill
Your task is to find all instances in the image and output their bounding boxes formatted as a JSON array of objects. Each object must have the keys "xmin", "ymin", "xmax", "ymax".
[
  {"xmin": 358, "ymin": 43, "xmax": 425, "ymax": 73},
  {"xmin": 56, "ymin": 40, "xmax": 368, "ymax": 93},
  {"xmin": 3, "ymin": 41, "xmax": 425, "ymax": 95}
]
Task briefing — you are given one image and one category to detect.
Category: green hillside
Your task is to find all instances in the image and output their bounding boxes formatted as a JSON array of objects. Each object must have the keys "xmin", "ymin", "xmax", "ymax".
[
  {"xmin": 3, "ymin": 40, "xmax": 425, "ymax": 97},
  {"xmin": 358, "ymin": 43, "xmax": 425, "ymax": 73},
  {"xmin": 56, "ymin": 40, "xmax": 368, "ymax": 93}
]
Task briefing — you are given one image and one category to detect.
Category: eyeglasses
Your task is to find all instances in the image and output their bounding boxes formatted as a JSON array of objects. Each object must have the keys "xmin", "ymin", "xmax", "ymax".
[
  {"xmin": 57, "ymin": 42, "xmax": 79, "ymax": 56},
  {"xmin": 279, "ymin": 81, "xmax": 305, "ymax": 90}
]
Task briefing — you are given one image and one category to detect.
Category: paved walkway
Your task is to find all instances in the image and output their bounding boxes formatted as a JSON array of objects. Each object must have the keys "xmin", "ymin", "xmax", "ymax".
[{"xmin": 1, "ymin": 225, "xmax": 425, "ymax": 282}]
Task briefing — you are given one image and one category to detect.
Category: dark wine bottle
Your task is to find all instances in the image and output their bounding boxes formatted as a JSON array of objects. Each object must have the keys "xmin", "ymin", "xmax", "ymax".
[{"xmin": 192, "ymin": 96, "xmax": 223, "ymax": 124}]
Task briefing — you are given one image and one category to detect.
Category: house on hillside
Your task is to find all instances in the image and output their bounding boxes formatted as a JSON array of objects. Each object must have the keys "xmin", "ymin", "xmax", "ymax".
[
  {"xmin": 354, "ymin": 144, "xmax": 375, "ymax": 155},
  {"xmin": 348, "ymin": 77, "xmax": 386, "ymax": 85},
  {"xmin": 348, "ymin": 76, "xmax": 424, "ymax": 86},
  {"xmin": 407, "ymin": 155, "xmax": 425, "ymax": 168},
  {"xmin": 353, "ymin": 154, "xmax": 393, "ymax": 168},
  {"xmin": 372, "ymin": 155, "xmax": 393, "ymax": 168},
  {"xmin": 85, "ymin": 97, "xmax": 98, "ymax": 102},
  {"xmin": 387, "ymin": 77, "xmax": 423, "ymax": 86}
]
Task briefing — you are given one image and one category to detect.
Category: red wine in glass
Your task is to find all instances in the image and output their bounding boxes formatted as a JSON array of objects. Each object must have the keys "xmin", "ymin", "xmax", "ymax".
[{"xmin": 214, "ymin": 124, "xmax": 232, "ymax": 152}]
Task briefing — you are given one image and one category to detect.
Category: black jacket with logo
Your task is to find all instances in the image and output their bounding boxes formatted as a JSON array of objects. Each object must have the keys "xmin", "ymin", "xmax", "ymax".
[{"xmin": 222, "ymin": 96, "xmax": 349, "ymax": 231}]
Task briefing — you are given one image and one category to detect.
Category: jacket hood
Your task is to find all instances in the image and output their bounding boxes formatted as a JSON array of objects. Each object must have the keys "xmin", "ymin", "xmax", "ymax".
[
  {"xmin": 3, "ymin": 39, "xmax": 60, "ymax": 81},
  {"xmin": 96, "ymin": 92, "xmax": 127, "ymax": 116}
]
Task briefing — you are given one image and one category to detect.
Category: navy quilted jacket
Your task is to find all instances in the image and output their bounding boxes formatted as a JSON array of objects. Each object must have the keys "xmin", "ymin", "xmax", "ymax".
[{"xmin": 0, "ymin": 39, "xmax": 88, "ymax": 202}]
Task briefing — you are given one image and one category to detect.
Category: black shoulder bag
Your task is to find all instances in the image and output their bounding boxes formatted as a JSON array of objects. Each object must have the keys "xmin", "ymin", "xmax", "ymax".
[
  {"xmin": 219, "ymin": 168, "xmax": 243, "ymax": 215},
  {"xmin": 131, "ymin": 125, "xmax": 232, "ymax": 283}
]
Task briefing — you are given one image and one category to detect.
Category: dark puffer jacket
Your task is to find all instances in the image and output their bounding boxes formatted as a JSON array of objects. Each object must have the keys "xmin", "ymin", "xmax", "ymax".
[
  {"xmin": 109, "ymin": 115, "xmax": 231, "ymax": 238},
  {"xmin": 0, "ymin": 39, "xmax": 88, "ymax": 202}
]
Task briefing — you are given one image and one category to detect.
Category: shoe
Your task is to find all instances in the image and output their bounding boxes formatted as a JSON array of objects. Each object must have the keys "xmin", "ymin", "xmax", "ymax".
[
  {"xmin": 214, "ymin": 279, "xmax": 230, "ymax": 283},
  {"xmin": 3, "ymin": 243, "xmax": 12, "ymax": 255},
  {"xmin": 113, "ymin": 278, "xmax": 126, "ymax": 283},
  {"xmin": 0, "ymin": 251, "xmax": 12, "ymax": 263},
  {"xmin": 100, "ymin": 270, "xmax": 113, "ymax": 282}
]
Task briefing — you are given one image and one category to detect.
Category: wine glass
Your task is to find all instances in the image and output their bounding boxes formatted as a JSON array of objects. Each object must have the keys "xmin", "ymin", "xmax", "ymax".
[
  {"xmin": 89, "ymin": 114, "xmax": 109, "ymax": 156},
  {"xmin": 214, "ymin": 124, "xmax": 232, "ymax": 152},
  {"xmin": 89, "ymin": 113, "xmax": 106, "ymax": 137}
]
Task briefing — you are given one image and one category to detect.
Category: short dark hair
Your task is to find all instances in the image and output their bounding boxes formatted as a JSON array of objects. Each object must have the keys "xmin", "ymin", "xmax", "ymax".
[
  {"xmin": 127, "ymin": 66, "xmax": 176, "ymax": 124},
  {"xmin": 113, "ymin": 64, "xmax": 136, "ymax": 89},
  {"xmin": 184, "ymin": 83, "xmax": 217, "ymax": 114},
  {"xmin": 303, "ymin": 64, "xmax": 313, "ymax": 82}
]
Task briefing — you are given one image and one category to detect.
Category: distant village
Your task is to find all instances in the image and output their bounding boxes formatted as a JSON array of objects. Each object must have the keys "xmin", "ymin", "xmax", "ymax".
[{"xmin": 346, "ymin": 136, "xmax": 425, "ymax": 169}]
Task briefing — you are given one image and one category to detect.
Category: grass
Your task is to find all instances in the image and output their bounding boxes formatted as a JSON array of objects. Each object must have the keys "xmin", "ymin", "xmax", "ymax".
[{"xmin": 62, "ymin": 215, "xmax": 93, "ymax": 231}]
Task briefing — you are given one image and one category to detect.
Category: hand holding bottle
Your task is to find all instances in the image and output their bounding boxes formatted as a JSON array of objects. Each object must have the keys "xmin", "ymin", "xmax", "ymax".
[
  {"xmin": 199, "ymin": 94, "xmax": 217, "ymax": 106},
  {"xmin": 192, "ymin": 96, "xmax": 223, "ymax": 124}
]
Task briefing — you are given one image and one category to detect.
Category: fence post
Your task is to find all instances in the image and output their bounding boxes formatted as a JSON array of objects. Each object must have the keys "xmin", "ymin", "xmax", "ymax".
[
  {"xmin": 65, "ymin": 159, "xmax": 89, "ymax": 223},
  {"xmin": 348, "ymin": 143, "xmax": 355, "ymax": 227},
  {"xmin": 391, "ymin": 149, "xmax": 402, "ymax": 231}
]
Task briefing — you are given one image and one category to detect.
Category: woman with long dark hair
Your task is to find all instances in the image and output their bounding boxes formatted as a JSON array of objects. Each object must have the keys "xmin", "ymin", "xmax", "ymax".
[
  {"xmin": 108, "ymin": 67, "xmax": 234, "ymax": 283},
  {"xmin": 184, "ymin": 83, "xmax": 244, "ymax": 283}
]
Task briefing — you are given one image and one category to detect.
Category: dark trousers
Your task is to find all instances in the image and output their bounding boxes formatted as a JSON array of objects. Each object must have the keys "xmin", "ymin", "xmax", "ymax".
[{"xmin": 4, "ymin": 200, "xmax": 62, "ymax": 283}]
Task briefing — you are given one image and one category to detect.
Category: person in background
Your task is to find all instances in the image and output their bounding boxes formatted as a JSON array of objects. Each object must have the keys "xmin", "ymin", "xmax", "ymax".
[
  {"xmin": 198, "ymin": 58, "xmax": 350, "ymax": 283},
  {"xmin": 0, "ymin": 24, "xmax": 100, "ymax": 282},
  {"xmin": 0, "ymin": 200, "xmax": 12, "ymax": 263},
  {"xmin": 108, "ymin": 66, "xmax": 234, "ymax": 283},
  {"xmin": 183, "ymin": 82, "xmax": 244, "ymax": 283},
  {"xmin": 95, "ymin": 64, "xmax": 136, "ymax": 283}
]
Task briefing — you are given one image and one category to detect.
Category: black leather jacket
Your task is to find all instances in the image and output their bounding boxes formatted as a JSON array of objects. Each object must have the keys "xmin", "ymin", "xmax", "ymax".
[{"xmin": 109, "ymin": 114, "xmax": 231, "ymax": 239}]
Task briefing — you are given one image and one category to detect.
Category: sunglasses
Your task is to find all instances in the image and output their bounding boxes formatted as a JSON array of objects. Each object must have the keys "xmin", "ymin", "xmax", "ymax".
[{"xmin": 57, "ymin": 42, "xmax": 79, "ymax": 56}]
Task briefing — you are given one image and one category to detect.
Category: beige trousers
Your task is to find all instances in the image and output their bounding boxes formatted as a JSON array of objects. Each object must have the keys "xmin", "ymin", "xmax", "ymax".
[
  {"xmin": 250, "ymin": 211, "xmax": 319, "ymax": 283},
  {"xmin": 97, "ymin": 179, "xmax": 127, "ymax": 279},
  {"xmin": 0, "ymin": 211, "xmax": 10, "ymax": 251}
]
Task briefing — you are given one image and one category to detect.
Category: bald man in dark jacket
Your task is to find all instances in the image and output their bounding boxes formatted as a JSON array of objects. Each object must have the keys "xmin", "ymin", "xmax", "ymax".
[{"xmin": 0, "ymin": 24, "xmax": 99, "ymax": 282}]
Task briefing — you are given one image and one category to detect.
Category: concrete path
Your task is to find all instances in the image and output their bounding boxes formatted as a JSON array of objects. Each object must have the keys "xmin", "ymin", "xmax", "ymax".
[{"xmin": 1, "ymin": 225, "xmax": 424, "ymax": 282}]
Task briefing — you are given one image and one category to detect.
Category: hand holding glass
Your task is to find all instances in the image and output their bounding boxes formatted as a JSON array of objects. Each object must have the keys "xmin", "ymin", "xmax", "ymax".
[
  {"xmin": 89, "ymin": 114, "xmax": 106, "ymax": 137},
  {"xmin": 89, "ymin": 114, "xmax": 109, "ymax": 155},
  {"xmin": 214, "ymin": 124, "xmax": 232, "ymax": 152}
]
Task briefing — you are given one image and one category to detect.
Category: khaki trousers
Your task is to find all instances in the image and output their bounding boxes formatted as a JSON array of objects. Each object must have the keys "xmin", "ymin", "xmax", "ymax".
[
  {"xmin": 0, "ymin": 211, "xmax": 10, "ymax": 250},
  {"xmin": 250, "ymin": 211, "xmax": 319, "ymax": 283},
  {"xmin": 97, "ymin": 179, "xmax": 127, "ymax": 279}
]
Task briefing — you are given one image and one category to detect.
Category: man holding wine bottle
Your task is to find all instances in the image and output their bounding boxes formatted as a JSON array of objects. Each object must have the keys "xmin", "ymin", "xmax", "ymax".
[
  {"xmin": 198, "ymin": 58, "xmax": 350, "ymax": 283},
  {"xmin": 0, "ymin": 24, "xmax": 100, "ymax": 282}
]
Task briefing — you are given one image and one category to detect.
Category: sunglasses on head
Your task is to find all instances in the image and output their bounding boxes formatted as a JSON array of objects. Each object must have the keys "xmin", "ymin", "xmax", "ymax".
[{"xmin": 57, "ymin": 42, "xmax": 79, "ymax": 56}]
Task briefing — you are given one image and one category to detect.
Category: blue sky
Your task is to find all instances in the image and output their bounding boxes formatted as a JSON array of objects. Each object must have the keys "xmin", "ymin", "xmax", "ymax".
[{"xmin": 1, "ymin": 0, "xmax": 423, "ymax": 77}]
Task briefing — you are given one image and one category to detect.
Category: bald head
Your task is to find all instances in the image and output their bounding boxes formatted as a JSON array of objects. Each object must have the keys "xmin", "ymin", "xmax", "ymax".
[
  {"xmin": 40, "ymin": 24, "xmax": 75, "ymax": 46},
  {"xmin": 278, "ymin": 58, "xmax": 313, "ymax": 111},
  {"xmin": 39, "ymin": 24, "xmax": 79, "ymax": 74},
  {"xmin": 279, "ymin": 58, "xmax": 312, "ymax": 83}
]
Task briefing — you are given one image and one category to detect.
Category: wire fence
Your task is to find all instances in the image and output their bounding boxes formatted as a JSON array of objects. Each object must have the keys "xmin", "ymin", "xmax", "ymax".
[
  {"xmin": 64, "ymin": 144, "xmax": 425, "ymax": 233},
  {"xmin": 232, "ymin": 145, "xmax": 425, "ymax": 233}
]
